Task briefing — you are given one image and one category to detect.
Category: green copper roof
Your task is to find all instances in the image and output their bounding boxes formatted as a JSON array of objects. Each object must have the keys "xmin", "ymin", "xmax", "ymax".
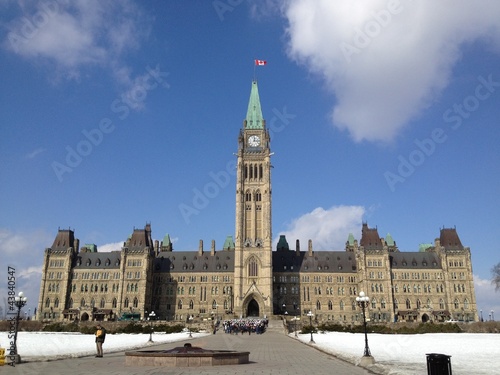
[
  {"xmin": 277, "ymin": 235, "xmax": 289, "ymax": 251},
  {"xmin": 245, "ymin": 81, "xmax": 264, "ymax": 129},
  {"xmin": 223, "ymin": 235, "xmax": 235, "ymax": 250},
  {"xmin": 385, "ymin": 233, "xmax": 395, "ymax": 246},
  {"xmin": 85, "ymin": 244, "xmax": 97, "ymax": 252},
  {"xmin": 419, "ymin": 243, "xmax": 433, "ymax": 252},
  {"xmin": 347, "ymin": 233, "xmax": 355, "ymax": 246},
  {"xmin": 162, "ymin": 234, "xmax": 171, "ymax": 246}
]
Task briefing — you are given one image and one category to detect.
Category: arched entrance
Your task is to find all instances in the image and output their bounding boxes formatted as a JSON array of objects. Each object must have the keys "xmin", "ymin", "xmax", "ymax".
[
  {"xmin": 81, "ymin": 312, "xmax": 89, "ymax": 321},
  {"xmin": 247, "ymin": 299, "xmax": 260, "ymax": 317},
  {"xmin": 421, "ymin": 313, "xmax": 429, "ymax": 323}
]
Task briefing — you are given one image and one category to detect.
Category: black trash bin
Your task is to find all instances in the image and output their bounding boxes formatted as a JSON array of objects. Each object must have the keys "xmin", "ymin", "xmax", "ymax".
[{"xmin": 426, "ymin": 353, "xmax": 452, "ymax": 375}]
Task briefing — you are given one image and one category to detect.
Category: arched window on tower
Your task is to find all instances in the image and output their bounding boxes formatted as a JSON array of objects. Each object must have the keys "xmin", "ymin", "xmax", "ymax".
[
  {"xmin": 259, "ymin": 164, "xmax": 263, "ymax": 179},
  {"xmin": 248, "ymin": 257, "xmax": 258, "ymax": 277},
  {"xmin": 255, "ymin": 190, "xmax": 261, "ymax": 201}
]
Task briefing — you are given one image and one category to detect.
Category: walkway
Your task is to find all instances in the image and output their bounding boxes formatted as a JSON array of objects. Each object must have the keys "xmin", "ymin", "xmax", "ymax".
[{"xmin": 3, "ymin": 329, "xmax": 374, "ymax": 375}]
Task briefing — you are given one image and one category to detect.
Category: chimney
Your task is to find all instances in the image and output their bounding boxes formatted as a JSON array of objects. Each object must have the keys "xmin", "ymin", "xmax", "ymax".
[
  {"xmin": 296, "ymin": 239, "xmax": 300, "ymax": 256},
  {"xmin": 308, "ymin": 239, "xmax": 313, "ymax": 257},
  {"xmin": 211, "ymin": 240, "xmax": 216, "ymax": 256}
]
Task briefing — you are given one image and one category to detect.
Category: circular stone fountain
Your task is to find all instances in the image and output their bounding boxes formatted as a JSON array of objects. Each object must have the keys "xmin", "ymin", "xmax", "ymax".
[{"xmin": 125, "ymin": 343, "xmax": 250, "ymax": 367}]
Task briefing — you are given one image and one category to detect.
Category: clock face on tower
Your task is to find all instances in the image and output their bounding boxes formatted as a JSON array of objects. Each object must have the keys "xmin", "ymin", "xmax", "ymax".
[{"xmin": 248, "ymin": 135, "xmax": 261, "ymax": 147}]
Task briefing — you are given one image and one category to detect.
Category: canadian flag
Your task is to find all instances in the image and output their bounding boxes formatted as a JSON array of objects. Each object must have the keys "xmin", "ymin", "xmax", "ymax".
[{"xmin": 255, "ymin": 59, "xmax": 267, "ymax": 66}]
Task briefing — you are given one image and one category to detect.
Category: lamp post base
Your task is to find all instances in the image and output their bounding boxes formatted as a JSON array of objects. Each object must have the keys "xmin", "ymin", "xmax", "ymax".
[
  {"xmin": 358, "ymin": 355, "xmax": 375, "ymax": 367},
  {"xmin": 7, "ymin": 354, "xmax": 22, "ymax": 364}
]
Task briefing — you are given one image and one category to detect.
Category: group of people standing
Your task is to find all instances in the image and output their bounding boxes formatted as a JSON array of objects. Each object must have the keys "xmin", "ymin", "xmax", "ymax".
[{"xmin": 221, "ymin": 318, "xmax": 268, "ymax": 334}]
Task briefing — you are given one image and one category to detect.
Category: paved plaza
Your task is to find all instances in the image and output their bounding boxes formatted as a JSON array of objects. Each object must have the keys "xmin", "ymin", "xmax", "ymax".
[{"xmin": 2, "ymin": 328, "xmax": 374, "ymax": 375}]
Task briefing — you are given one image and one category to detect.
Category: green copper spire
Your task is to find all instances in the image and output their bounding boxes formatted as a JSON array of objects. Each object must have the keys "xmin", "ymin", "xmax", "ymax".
[
  {"xmin": 223, "ymin": 235, "xmax": 235, "ymax": 251},
  {"xmin": 347, "ymin": 233, "xmax": 355, "ymax": 246},
  {"xmin": 161, "ymin": 233, "xmax": 173, "ymax": 251},
  {"xmin": 385, "ymin": 233, "xmax": 395, "ymax": 246},
  {"xmin": 245, "ymin": 81, "xmax": 264, "ymax": 129}
]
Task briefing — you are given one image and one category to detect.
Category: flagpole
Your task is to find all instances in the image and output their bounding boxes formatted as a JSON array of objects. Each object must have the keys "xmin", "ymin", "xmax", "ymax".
[{"xmin": 253, "ymin": 59, "xmax": 256, "ymax": 82}]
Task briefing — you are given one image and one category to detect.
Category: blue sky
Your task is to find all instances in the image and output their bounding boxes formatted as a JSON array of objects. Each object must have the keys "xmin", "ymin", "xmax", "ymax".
[{"xmin": 1, "ymin": 0, "xmax": 499, "ymax": 319}]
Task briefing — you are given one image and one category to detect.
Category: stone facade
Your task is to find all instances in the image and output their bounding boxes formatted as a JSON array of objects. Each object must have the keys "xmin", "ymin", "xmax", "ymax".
[{"xmin": 37, "ymin": 82, "xmax": 478, "ymax": 324}]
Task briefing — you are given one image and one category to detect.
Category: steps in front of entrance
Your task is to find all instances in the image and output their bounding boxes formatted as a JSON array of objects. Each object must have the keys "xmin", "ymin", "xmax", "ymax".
[{"xmin": 266, "ymin": 317, "xmax": 287, "ymax": 333}]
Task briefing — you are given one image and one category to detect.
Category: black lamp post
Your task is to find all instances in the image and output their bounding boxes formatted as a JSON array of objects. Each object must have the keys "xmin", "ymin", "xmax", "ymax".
[
  {"xmin": 356, "ymin": 291, "xmax": 374, "ymax": 363},
  {"xmin": 492, "ymin": 310, "xmax": 495, "ymax": 321},
  {"xmin": 148, "ymin": 311, "xmax": 156, "ymax": 342},
  {"xmin": 292, "ymin": 316, "xmax": 298, "ymax": 337},
  {"xmin": 480, "ymin": 309, "xmax": 483, "ymax": 322},
  {"xmin": 13, "ymin": 292, "xmax": 27, "ymax": 363},
  {"xmin": 307, "ymin": 310, "xmax": 315, "ymax": 343}
]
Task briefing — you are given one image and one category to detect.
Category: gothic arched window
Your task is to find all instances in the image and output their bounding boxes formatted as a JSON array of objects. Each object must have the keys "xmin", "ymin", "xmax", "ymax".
[{"xmin": 248, "ymin": 257, "xmax": 258, "ymax": 277}]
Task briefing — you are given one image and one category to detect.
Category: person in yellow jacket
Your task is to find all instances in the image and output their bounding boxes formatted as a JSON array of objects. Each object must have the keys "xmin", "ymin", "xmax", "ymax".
[{"xmin": 95, "ymin": 324, "xmax": 106, "ymax": 357}]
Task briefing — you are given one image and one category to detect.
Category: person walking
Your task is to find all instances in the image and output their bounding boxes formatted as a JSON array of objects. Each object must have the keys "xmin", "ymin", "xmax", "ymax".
[{"xmin": 95, "ymin": 324, "xmax": 106, "ymax": 357}]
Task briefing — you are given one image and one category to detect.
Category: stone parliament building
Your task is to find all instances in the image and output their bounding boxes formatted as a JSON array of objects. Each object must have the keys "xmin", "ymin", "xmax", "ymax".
[{"xmin": 37, "ymin": 81, "xmax": 478, "ymax": 325}]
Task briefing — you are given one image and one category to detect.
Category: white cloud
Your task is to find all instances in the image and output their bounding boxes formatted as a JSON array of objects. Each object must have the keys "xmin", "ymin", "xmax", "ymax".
[
  {"xmin": 25, "ymin": 147, "xmax": 46, "ymax": 159},
  {"xmin": 0, "ymin": 228, "xmax": 53, "ymax": 316},
  {"xmin": 97, "ymin": 241, "xmax": 124, "ymax": 252},
  {"xmin": 276, "ymin": 205, "xmax": 365, "ymax": 250},
  {"xmin": 3, "ymin": 0, "xmax": 152, "ymax": 98},
  {"xmin": 282, "ymin": 0, "xmax": 500, "ymax": 142}
]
